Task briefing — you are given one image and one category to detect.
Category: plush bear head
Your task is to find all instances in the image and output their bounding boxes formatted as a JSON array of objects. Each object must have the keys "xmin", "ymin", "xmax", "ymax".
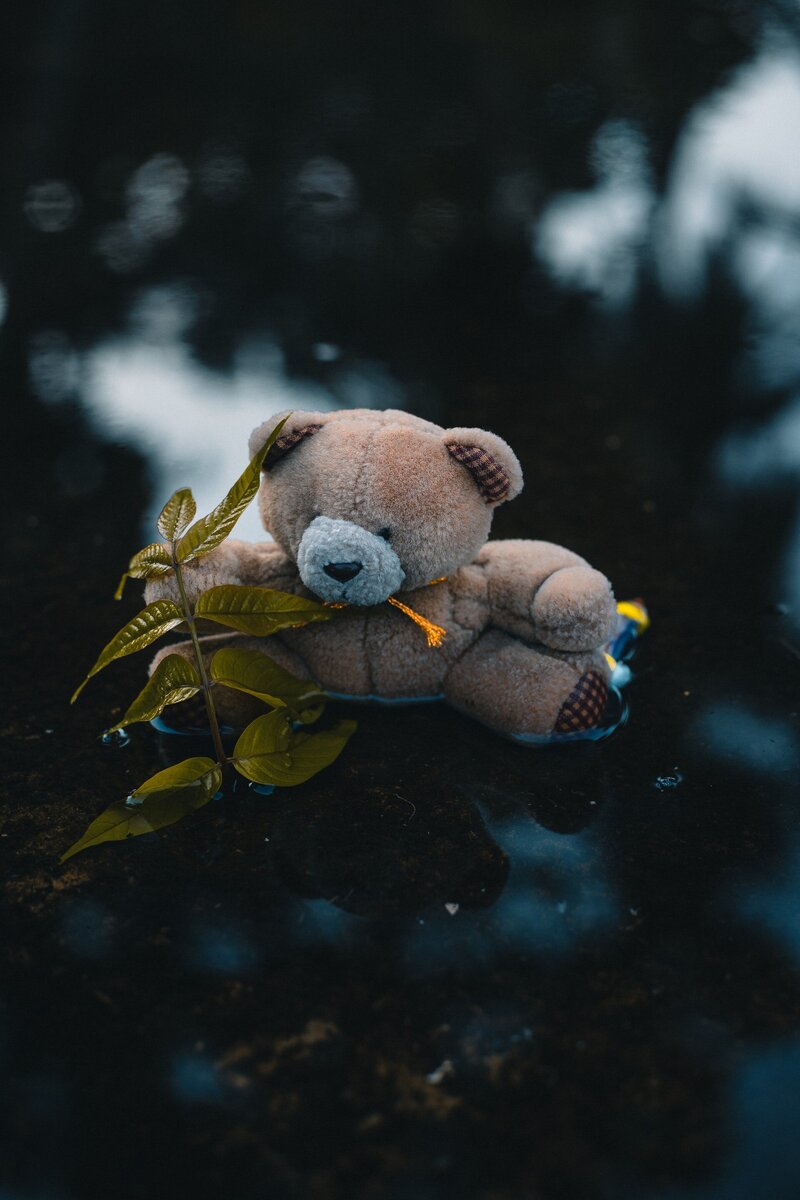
[{"xmin": 249, "ymin": 408, "xmax": 524, "ymax": 606}]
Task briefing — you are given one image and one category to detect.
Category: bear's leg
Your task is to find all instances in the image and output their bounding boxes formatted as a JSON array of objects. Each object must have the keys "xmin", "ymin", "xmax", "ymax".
[
  {"xmin": 149, "ymin": 632, "xmax": 315, "ymax": 732},
  {"xmin": 443, "ymin": 629, "xmax": 611, "ymax": 739}
]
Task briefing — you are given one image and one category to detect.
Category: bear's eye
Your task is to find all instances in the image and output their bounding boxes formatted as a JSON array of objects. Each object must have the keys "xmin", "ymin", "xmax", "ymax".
[{"xmin": 376, "ymin": 527, "xmax": 392, "ymax": 541}]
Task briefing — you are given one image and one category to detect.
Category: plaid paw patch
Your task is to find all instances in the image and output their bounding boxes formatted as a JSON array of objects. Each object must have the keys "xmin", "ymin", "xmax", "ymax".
[{"xmin": 554, "ymin": 670, "xmax": 609, "ymax": 734}]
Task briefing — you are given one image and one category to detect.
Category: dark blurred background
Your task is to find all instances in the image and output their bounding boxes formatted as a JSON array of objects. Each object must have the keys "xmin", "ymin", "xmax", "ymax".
[{"xmin": 3, "ymin": 2, "xmax": 800, "ymax": 1199}]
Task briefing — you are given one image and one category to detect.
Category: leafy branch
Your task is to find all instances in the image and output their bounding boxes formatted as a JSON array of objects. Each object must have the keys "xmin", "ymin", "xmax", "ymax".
[{"xmin": 63, "ymin": 414, "xmax": 355, "ymax": 863}]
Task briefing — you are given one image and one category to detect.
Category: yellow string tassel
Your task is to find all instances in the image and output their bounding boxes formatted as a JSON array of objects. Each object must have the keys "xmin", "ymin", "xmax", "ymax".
[{"xmin": 387, "ymin": 597, "xmax": 447, "ymax": 647}]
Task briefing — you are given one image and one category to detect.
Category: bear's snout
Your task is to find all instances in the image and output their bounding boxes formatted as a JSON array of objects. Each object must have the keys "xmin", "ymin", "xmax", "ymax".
[{"xmin": 297, "ymin": 516, "xmax": 405, "ymax": 606}]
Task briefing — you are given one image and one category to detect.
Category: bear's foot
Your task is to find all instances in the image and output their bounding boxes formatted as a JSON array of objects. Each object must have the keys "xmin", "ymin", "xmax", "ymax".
[{"xmin": 443, "ymin": 629, "xmax": 614, "ymax": 742}]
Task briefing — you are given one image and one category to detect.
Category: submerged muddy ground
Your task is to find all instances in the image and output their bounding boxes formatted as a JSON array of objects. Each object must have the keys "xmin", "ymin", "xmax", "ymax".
[{"xmin": 3, "ymin": 2, "xmax": 800, "ymax": 1197}]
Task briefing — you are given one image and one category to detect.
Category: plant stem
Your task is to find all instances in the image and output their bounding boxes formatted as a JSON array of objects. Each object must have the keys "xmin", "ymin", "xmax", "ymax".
[{"xmin": 172, "ymin": 549, "xmax": 228, "ymax": 768}]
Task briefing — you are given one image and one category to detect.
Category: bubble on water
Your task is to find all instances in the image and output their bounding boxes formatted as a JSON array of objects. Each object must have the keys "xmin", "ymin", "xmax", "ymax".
[
  {"xmin": 102, "ymin": 729, "xmax": 130, "ymax": 748},
  {"xmin": 654, "ymin": 769, "xmax": 684, "ymax": 791}
]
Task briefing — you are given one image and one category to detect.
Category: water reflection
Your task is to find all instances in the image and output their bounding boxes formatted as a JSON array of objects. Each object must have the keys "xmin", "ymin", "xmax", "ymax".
[
  {"xmin": 288, "ymin": 156, "xmax": 360, "ymax": 220},
  {"xmin": 268, "ymin": 784, "xmax": 509, "ymax": 919},
  {"xmin": 535, "ymin": 118, "xmax": 653, "ymax": 309},
  {"xmin": 471, "ymin": 817, "xmax": 616, "ymax": 960},
  {"xmin": 31, "ymin": 274, "xmax": 411, "ymax": 539},
  {"xmin": 692, "ymin": 702, "xmax": 799, "ymax": 774},
  {"xmin": 195, "ymin": 143, "xmax": 251, "ymax": 204},
  {"xmin": 171, "ymin": 1051, "xmax": 226, "ymax": 1104},
  {"xmin": 716, "ymin": 395, "xmax": 800, "ymax": 629},
  {"xmin": 95, "ymin": 152, "xmax": 190, "ymax": 273},
  {"xmin": 58, "ymin": 899, "xmax": 114, "ymax": 959},
  {"xmin": 24, "ymin": 179, "xmax": 81, "ymax": 234},
  {"xmin": 187, "ymin": 920, "xmax": 260, "ymax": 975},
  {"xmin": 734, "ymin": 841, "xmax": 800, "ymax": 963},
  {"xmin": 72, "ymin": 285, "xmax": 335, "ymax": 540},
  {"xmin": 658, "ymin": 42, "xmax": 800, "ymax": 304},
  {"xmin": 663, "ymin": 1043, "xmax": 800, "ymax": 1200},
  {"xmin": 7, "ymin": 2, "xmax": 800, "ymax": 1196}
]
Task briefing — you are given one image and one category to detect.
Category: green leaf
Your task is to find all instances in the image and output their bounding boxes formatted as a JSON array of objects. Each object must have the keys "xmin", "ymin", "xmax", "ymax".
[
  {"xmin": 157, "ymin": 487, "xmax": 197, "ymax": 540},
  {"xmin": 132, "ymin": 756, "xmax": 221, "ymax": 798},
  {"xmin": 195, "ymin": 585, "xmax": 331, "ymax": 636},
  {"xmin": 106, "ymin": 654, "xmax": 201, "ymax": 733},
  {"xmin": 71, "ymin": 600, "xmax": 184, "ymax": 703},
  {"xmin": 59, "ymin": 757, "xmax": 221, "ymax": 863},
  {"xmin": 210, "ymin": 646, "xmax": 326, "ymax": 720},
  {"xmin": 176, "ymin": 415, "xmax": 290, "ymax": 564},
  {"xmin": 113, "ymin": 543, "xmax": 173, "ymax": 601},
  {"xmin": 232, "ymin": 711, "xmax": 356, "ymax": 787},
  {"xmin": 127, "ymin": 543, "xmax": 173, "ymax": 579}
]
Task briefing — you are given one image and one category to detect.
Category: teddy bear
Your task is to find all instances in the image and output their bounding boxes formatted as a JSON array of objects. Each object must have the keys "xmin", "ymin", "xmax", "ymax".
[{"xmin": 146, "ymin": 408, "xmax": 619, "ymax": 742}]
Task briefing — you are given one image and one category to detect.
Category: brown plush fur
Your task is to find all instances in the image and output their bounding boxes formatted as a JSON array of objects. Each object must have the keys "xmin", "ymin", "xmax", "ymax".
[{"xmin": 147, "ymin": 408, "xmax": 617, "ymax": 738}]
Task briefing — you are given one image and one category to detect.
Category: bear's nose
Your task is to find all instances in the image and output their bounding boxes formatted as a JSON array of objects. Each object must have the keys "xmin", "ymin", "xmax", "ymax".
[{"xmin": 323, "ymin": 561, "xmax": 363, "ymax": 583}]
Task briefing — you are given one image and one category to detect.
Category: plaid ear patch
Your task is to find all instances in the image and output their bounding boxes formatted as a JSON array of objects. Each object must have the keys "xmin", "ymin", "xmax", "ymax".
[
  {"xmin": 264, "ymin": 422, "xmax": 323, "ymax": 468},
  {"xmin": 446, "ymin": 443, "xmax": 511, "ymax": 504},
  {"xmin": 554, "ymin": 670, "xmax": 609, "ymax": 734}
]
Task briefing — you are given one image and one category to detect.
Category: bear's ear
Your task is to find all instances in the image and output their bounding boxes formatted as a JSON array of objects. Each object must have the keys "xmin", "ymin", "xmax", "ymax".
[
  {"xmin": 249, "ymin": 410, "xmax": 328, "ymax": 469},
  {"xmin": 442, "ymin": 427, "xmax": 524, "ymax": 505}
]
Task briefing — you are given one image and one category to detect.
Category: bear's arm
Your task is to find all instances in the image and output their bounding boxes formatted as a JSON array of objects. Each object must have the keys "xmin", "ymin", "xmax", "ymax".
[
  {"xmin": 143, "ymin": 539, "xmax": 300, "ymax": 608},
  {"xmin": 475, "ymin": 539, "xmax": 617, "ymax": 651}
]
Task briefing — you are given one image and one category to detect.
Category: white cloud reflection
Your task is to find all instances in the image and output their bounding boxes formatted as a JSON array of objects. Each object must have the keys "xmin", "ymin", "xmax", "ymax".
[
  {"xmin": 534, "ymin": 119, "xmax": 653, "ymax": 309},
  {"xmin": 657, "ymin": 41, "xmax": 800, "ymax": 629},
  {"xmin": 657, "ymin": 43, "xmax": 800, "ymax": 301},
  {"xmin": 81, "ymin": 333, "xmax": 333, "ymax": 542},
  {"xmin": 51, "ymin": 283, "xmax": 406, "ymax": 542}
]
